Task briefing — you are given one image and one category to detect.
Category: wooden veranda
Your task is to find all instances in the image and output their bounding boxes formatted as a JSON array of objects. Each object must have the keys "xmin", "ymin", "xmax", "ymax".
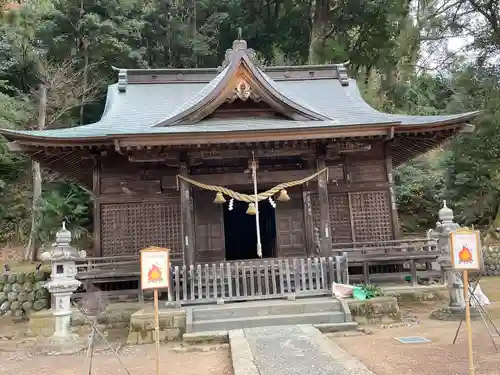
[{"xmin": 74, "ymin": 237, "xmax": 441, "ymax": 304}]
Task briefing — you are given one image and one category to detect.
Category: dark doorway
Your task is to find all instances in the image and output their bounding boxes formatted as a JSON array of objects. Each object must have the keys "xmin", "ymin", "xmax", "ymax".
[{"xmin": 223, "ymin": 199, "xmax": 276, "ymax": 260}]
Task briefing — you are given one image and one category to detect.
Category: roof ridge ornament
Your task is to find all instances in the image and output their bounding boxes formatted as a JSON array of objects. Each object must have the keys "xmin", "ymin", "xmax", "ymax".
[
  {"xmin": 117, "ymin": 69, "xmax": 128, "ymax": 93},
  {"xmin": 337, "ymin": 62, "xmax": 349, "ymax": 87},
  {"xmin": 221, "ymin": 38, "xmax": 259, "ymax": 69}
]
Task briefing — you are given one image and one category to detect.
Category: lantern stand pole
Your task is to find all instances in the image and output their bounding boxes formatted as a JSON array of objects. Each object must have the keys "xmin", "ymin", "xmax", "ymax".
[
  {"xmin": 153, "ymin": 288, "xmax": 161, "ymax": 375},
  {"xmin": 463, "ymin": 270, "xmax": 475, "ymax": 375},
  {"xmin": 252, "ymin": 151, "xmax": 262, "ymax": 257}
]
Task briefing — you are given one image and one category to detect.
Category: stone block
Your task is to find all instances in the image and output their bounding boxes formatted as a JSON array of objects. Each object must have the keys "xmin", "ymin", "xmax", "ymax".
[
  {"xmin": 183, "ymin": 331, "xmax": 229, "ymax": 344},
  {"xmin": 127, "ymin": 307, "xmax": 186, "ymax": 345},
  {"xmin": 347, "ymin": 296, "xmax": 401, "ymax": 325},
  {"xmin": 173, "ymin": 314, "xmax": 185, "ymax": 328},
  {"xmin": 383, "ymin": 285, "xmax": 448, "ymax": 302},
  {"xmin": 29, "ymin": 310, "xmax": 56, "ymax": 337},
  {"xmin": 164, "ymin": 328, "xmax": 181, "ymax": 341}
]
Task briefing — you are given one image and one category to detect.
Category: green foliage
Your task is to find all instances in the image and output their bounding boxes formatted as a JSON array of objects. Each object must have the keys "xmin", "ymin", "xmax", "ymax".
[
  {"xmin": 395, "ymin": 152, "xmax": 447, "ymax": 232},
  {"xmin": 34, "ymin": 183, "xmax": 92, "ymax": 246}
]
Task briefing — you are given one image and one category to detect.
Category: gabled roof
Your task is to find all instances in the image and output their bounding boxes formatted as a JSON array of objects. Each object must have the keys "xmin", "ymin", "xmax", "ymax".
[
  {"xmin": 0, "ymin": 39, "xmax": 479, "ymax": 145},
  {"xmin": 153, "ymin": 40, "xmax": 331, "ymax": 126}
]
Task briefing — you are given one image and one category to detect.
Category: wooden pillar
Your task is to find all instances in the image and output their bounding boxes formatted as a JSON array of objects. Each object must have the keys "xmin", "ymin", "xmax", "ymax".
[
  {"xmin": 317, "ymin": 154, "xmax": 332, "ymax": 257},
  {"xmin": 302, "ymin": 186, "xmax": 315, "ymax": 256},
  {"xmin": 179, "ymin": 163, "xmax": 195, "ymax": 266},
  {"xmin": 92, "ymin": 158, "xmax": 102, "ymax": 257},
  {"xmin": 385, "ymin": 143, "xmax": 400, "ymax": 239}
]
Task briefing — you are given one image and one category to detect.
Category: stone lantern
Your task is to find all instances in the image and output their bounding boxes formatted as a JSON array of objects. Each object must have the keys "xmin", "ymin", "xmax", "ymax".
[
  {"xmin": 428, "ymin": 201, "xmax": 467, "ymax": 318},
  {"xmin": 39, "ymin": 222, "xmax": 87, "ymax": 342}
]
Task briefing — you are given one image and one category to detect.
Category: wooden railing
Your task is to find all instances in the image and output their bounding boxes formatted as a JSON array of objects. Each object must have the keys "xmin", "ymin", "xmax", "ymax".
[
  {"xmin": 75, "ymin": 254, "xmax": 349, "ymax": 304},
  {"xmin": 165, "ymin": 255, "xmax": 348, "ymax": 305},
  {"xmin": 331, "ymin": 238, "xmax": 441, "ymax": 284},
  {"xmin": 77, "ymin": 255, "xmax": 139, "ymax": 279}
]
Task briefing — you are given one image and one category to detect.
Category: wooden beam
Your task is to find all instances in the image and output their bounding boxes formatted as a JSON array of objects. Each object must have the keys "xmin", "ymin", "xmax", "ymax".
[
  {"xmin": 179, "ymin": 163, "xmax": 195, "ymax": 266},
  {"xmin": 6, "ymin": 141, "xmax": 26, "ymax": 152},
  {"xmin": 163, "ymin": 169, "xmax": 316, "ymax": 189},
  {"xmin": 326, "ymin": 140, "xmax": 372, "ymax": 155},
  {"xmin": 115, "ymin": 126, "xmax": 392, "ymax": 147},
  {"xmin": 187, "ymin": 146, "xmax": 316, "ymax": 160}
]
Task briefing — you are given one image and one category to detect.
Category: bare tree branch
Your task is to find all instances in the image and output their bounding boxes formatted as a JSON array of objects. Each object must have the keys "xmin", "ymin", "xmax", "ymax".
[{"xmin": 29, "ymin": 58, "xmax": 104, "ymax": 128}]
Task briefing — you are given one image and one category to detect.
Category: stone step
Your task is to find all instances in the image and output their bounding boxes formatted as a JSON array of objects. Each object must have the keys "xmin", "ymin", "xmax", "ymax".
[
  {"xmin": 192, "ymin": 298, "xmax": 341, "ymax": 321},
  {"xmin": 192, "ymin": 311, "xmax": 346, "ymax": 332}
]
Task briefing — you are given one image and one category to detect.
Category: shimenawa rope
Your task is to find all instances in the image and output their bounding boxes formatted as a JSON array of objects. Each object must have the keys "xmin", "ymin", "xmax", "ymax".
[{"xmin": 176, "ymin": 168, "xmax": 328, "ymax": 203}]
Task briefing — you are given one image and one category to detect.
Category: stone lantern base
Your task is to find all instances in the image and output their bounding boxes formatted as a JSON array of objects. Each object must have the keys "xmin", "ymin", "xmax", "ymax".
[
  {"xmin": 31, "ymin": 334, "xmax": 88, "ymax": 356},
  {"xmin": 429, "ymin": 307, "xmax": 481, "ymax": 321}
]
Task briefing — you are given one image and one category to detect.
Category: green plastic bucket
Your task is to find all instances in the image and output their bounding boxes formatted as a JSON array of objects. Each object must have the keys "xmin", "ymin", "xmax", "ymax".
[{"xmin": 353, "ymin": 286, "xmax": 367, "ymax": 300}]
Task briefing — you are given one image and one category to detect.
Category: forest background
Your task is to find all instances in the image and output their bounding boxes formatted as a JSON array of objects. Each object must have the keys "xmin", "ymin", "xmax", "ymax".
[{"xmin": 1, "ymin": 0, "xmax": 500, "ymax": 260}]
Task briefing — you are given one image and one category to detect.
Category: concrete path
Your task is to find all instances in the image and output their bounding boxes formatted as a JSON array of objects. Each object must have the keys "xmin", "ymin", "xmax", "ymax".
[{"xmin": 229, "ymin": 325, "xmax": 376, "ymax": 375}]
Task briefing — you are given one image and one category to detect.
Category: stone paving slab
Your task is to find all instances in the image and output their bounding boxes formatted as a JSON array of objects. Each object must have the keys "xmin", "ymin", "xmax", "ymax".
[{"xmin": 232, "ymin": 325, "xmax": 376, "ymax": 375}]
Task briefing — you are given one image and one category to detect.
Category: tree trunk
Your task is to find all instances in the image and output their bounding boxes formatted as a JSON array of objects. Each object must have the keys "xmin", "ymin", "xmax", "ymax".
[
  {"xmin": 24, "ymin": 84, "xmax": 47, "ymax": 261},
  {"xmin": 79, "ymin": 42, "xmax": 89, "ymax": 125},
  {"xmin": 308, "ymin": 0, "xmax": 329, "ymax": 64}
]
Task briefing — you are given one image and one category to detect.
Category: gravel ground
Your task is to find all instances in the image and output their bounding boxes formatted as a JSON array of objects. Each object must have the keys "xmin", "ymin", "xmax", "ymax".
[
  {"xmin": 0, "ymin": 343, "xmax": 233, "ymax": 375},
  {"xmin": 332, "ymin": 302, "xmax": 500, "ymax": 375}
]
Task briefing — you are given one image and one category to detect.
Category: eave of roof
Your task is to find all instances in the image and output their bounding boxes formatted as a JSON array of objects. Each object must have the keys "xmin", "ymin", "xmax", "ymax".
[{"xmin": 0, "ymin": 117, "xmax": 476, "ymax": 151}]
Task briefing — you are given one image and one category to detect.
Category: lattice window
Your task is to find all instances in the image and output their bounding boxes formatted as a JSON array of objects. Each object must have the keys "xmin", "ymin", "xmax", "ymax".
[
  {"xmin": 328, "ymin": 194, "xmax": 352, "ymax": 242},
  {"xmin": 311, "ymin": 193, "xmax": 352, "ymax": 244},
  {"xmin": 100, "ymin": 200, "xmax": 182, "ymax": 258},
  {"xmin": 350, "ymin": 191, "xmax": 392, "ymax": 242}
]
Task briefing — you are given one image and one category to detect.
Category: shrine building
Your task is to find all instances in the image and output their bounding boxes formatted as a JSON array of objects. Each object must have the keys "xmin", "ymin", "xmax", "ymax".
[{"xmin": 0, "ymin": 39, "xmax": 478, "ymax": 269}]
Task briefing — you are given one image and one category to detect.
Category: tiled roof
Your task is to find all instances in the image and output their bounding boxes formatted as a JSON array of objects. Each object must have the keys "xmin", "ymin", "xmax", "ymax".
[{"xmin": 0, "ymin": 59, "xmax": 478, "ymax": 141}]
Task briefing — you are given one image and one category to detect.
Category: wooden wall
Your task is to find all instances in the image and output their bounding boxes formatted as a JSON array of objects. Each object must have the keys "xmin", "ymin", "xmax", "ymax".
[
  {"xmin": 311, "ymin": 143, "xmax": 394, "ymax": 244},
  {"xmin": 93, "ymin": 142, "xmax": 395, "ymax": 263},
  {"xmin": 275, "ymin": 191, "xmax": 307, "ymax": 258},
  {"xmin": 96, "ymin": 154, "xmax": 183, "ymax": 263}
]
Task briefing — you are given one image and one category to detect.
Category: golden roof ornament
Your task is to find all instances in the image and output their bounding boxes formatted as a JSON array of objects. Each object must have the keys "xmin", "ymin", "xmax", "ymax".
[{"xmin": 235, "ymin": 79, "xmax": 252, "ymax": 101}]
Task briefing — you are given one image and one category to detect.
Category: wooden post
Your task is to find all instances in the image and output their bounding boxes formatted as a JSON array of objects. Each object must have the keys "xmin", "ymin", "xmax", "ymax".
[
  {"xmin": 180, "ymin": 163, "xmax": 195, "ymax": 266},
  {"xmin": 317, "ymin": 154, "xmax": 332, "ymax": 257},
  {"xmin": 463, "ymin": 270, "xmax": 475, "ymax": 375},
  {"xmin": 385, "ymin": 143, "xmax": 400, "ymax": 239},
  {"xmin": 302, "ymin": 187, "xmax": 314, "ymax": 256},
  {"xmin": 153, "ymin": 288, "xmax": 161, "ymax": 375},
  {"xmin": 92, "ymin": 158, "xmax": 101, "ymax": 256}
]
